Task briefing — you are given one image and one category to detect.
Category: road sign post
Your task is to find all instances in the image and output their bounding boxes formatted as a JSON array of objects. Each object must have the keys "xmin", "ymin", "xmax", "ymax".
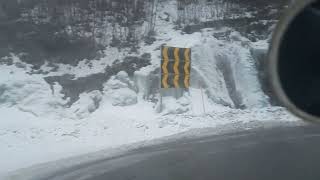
[{"xmin": 159, "ymin": 46, "xmax": 191, "ymax": 112}]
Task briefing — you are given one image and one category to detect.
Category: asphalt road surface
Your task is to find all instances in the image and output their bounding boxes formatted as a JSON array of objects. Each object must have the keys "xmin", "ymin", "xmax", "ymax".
[{"xmin": 9, "ymin": 124, "xmax": 320, "ymax": 180}]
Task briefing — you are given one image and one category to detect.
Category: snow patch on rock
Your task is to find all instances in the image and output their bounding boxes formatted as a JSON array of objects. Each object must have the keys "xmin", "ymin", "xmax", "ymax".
[
  {"xmin": 0, "ymin": 63, "xmax": 67, "ymax": 118},
  {"xmin": 104, "ymin": 71, "xmax": 138, "ymax": 107},
  {"xmin": 110, "ymin": 88, "xmax": 138, "ymax": 106},
  {"xmin": 69, "ymin": 90, "xmax": 103, "ymax": 119}
]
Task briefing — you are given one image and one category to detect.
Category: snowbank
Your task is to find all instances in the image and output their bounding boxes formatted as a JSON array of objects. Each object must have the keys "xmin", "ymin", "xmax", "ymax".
[{"xmin": 0, "ymin": 57, "xmax": 299, "ymax": 175}]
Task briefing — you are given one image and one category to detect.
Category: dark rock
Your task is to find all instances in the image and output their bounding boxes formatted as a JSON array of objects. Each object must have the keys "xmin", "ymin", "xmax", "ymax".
[{"xmin": 44, "ymin": 53, "xmax": 151, "ymax": 106}]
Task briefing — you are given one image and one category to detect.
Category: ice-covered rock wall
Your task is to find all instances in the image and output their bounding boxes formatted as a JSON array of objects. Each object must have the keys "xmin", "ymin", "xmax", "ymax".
[
  {"xmin": 131, "ymin": 34, "xmax": 269, "ymax": 111},
  {"xmin": 191, "ymin": 34, "xmax": 269, "ymax": 109}
]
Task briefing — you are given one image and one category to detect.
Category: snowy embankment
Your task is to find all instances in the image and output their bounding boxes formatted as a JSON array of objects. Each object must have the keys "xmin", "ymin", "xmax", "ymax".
[{"xmin": 0, "ymin": 1, "xmax": 298, "ymax": 176}]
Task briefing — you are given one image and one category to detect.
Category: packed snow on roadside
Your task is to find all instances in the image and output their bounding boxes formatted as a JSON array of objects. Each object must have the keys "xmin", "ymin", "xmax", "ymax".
[
  {"xmin": 0, "ymin": 2, "xmax": 299, "ymax": 176},
  {"xmin": 0, "ymin": 43, "xmax": 299, "ymax": 176}
]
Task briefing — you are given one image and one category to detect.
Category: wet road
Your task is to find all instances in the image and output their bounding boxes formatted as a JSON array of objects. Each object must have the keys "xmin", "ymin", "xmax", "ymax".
[{"xmin": 42, "ymin": 125, "xmax": 320, "ymax": 180}]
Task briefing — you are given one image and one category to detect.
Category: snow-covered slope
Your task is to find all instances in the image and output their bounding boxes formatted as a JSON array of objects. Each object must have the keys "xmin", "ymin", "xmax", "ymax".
[{"xmin": 0, "ymin": 0, "xmax": 296, "ymax": 176}]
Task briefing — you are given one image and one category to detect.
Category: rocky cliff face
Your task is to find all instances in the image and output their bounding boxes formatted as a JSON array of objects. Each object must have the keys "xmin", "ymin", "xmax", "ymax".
[
  {"xmin": 0, "ymin": 0, "xmax": 155, "ymax": 66},
  {"xmin": 0, "ymin": 0, "xmax": 289, "ymax": 108},
  {"xmin": 0, "ymin": 0, "xmax": 288, "ymax": 65}
]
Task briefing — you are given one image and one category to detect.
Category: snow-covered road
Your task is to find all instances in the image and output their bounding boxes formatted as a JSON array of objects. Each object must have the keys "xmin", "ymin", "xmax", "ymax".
[{"xmin": 5, "ymin": 122, "xmax": 313, "ymax": 180}]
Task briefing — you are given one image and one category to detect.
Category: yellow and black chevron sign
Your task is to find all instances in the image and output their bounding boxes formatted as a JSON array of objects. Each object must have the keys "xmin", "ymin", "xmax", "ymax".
[{"xmin": 161, "ymin": 46, "xmax": 191, "ymax": 89}]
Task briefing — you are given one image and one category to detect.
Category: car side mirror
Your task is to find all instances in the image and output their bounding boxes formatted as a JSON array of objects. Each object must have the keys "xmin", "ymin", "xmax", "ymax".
[{"xmin": 268, "ymin": 0, "xmax": 320, "ymax": 122}]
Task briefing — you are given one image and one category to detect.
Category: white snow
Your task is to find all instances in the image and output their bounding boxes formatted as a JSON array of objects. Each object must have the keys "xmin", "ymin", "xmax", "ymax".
[
  {"xmin": 110, "ymin": 88, "xmax": 138, "ymax": 106},
  {"xmin": 189, "ymin": 88, "xmax": 211, "ymax": 115},
  {"xmin": 39, "ymin": 47, "xmax": 130, "ymax": 78}
]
